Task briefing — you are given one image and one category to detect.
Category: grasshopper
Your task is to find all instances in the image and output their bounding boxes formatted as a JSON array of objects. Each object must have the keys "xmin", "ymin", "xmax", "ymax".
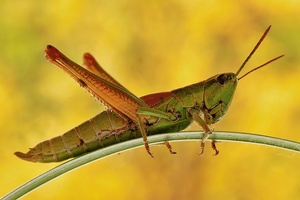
[{"xmin": 15, "ymin": 26, "xmax": 283, "ymax": 162}]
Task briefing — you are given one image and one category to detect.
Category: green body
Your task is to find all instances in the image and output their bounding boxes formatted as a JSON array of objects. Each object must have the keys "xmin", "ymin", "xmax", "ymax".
[{"xmin": 17, "ymin": 73, "xmax": 237, "ymax": 162}]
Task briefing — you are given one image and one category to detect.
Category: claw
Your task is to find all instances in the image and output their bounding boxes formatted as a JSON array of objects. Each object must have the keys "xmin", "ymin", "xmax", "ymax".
[
  {"xmin": 211, "ymin": 141, "xmax": 219, "ymax": 156},
  {"xmin": 199, "ymin": 137, "xmax": 220, "ymax": 156},
  {"xmin": 147, "ymin": 150, "xmax": 154, "ymax": 158},
  {"xmin": 198, "ymin": 140, "xmax": 205, "ymax": 156},
  {"xmin": 165, "ymin": 142, "xmax": 177, "ymax": 154},
  {"xmin": 144, "ymin": 141, "xmax": 154, "ymax": 158},
  {"xmin": 198, "ymin": 133, "xmax": 210, "ymax": 156}
]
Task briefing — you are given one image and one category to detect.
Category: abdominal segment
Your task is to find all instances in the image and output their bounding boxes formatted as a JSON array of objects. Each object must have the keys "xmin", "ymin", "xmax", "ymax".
[{"xmin": 15, "ymin": 111, "xmax": 139, "ymax": 163}]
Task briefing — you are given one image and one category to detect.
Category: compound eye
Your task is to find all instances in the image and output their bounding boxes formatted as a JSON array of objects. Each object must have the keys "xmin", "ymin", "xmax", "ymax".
[{"xmin": 216, "ymin": 74, "xmax": 227, "ymax": 86}]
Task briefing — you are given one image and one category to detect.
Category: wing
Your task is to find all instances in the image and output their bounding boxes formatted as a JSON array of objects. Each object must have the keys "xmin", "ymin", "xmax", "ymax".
[
  {"xmin": 82, "ymin": 53, "xmax": 175, "ymax": 108},
  {"xmin": 82, "ymin": 53, "xmax": 130, "ymax": 93},
  {"xmin": 45, "ymin": 45, "xmax": 149, "ymax": 123}
]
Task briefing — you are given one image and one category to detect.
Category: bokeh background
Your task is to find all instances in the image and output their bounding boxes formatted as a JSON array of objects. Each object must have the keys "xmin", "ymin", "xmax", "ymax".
[{"xmin": 1, "ymin": 1, "xmax": 300, "ymax": 199}]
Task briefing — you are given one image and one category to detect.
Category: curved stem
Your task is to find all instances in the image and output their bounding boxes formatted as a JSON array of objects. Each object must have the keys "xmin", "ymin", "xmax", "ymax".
[{"xmin": 3, "ymin": 131, "xmax": 300, "ymax": 199}]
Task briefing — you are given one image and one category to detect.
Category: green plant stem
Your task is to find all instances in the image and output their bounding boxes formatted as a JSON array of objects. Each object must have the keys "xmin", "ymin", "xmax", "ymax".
[{"xmin": 3, "ymin": 131, "xmax": 300, "ymax": 200}]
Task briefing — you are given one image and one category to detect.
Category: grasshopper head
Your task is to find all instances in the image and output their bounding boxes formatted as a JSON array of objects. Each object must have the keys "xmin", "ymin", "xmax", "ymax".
[
  {"xmin": 202, "ymin": 56, "xmax": 283, "ymax": 125},
  {"xmin": 203, "ymin": 72, "xmax": 238, "ymax": 124}
]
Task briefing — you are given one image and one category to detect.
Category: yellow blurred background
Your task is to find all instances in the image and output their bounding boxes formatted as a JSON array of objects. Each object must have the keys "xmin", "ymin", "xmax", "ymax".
[{"xmin": 1, "ymin": 0, "xmax": 300, "ymax": 199}]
